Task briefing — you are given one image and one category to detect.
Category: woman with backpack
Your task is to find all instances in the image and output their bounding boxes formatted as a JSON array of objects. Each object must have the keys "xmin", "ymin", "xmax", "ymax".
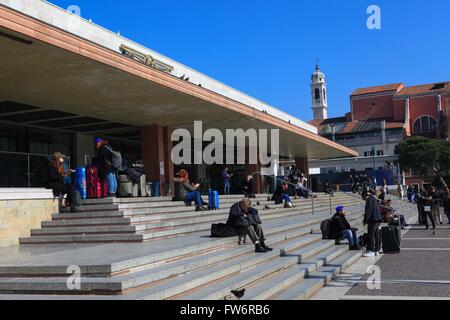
[{"xmin": 95, "ymin": 138, "xmax": 118, "ymax": 198}]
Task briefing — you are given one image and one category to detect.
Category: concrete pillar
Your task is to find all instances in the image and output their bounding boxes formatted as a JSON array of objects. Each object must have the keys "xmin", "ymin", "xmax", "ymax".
[
  {"xmin": 381, "ymin": 120, "xmax": 387, "ymax": 155},
  {"xmin": 404, "ymin": 98, "xmax": 411, "ymax": 136},
  {"xmin": 437, "ymin": 95, "xmax": 442, "ymax": 112},
  {"xmin": 295, "ymin": 157, "xmax": 309, "ymax": 176},
  {"xmin": 73, "ymin": 133, "xmax": 95, "ymax": 167},
  {"xmin": 141, "ymin": 125, "xmax": 174, "ymax": 196},
  {"xmin": 163, "ymin": 127, "xmax": 174, "ymax": 196},
  {"xmin": 244, "ymin": 146, "xmax": 262, "ymax": 194}
]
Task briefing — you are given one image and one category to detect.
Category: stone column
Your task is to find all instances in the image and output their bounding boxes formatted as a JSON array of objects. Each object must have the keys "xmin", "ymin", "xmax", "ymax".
[
  {"xmin": 381, "ymin": 120, "xmax": 387, "ymax": 155},
  {"xmin": 295, "ymin": 157, "xmax": 309, "ymax": 176},
  {"xmin": 403, "ymin": 98, "xmax": 411, "ymax": 136},
  {"xmin": 163, "ymin": 127, "xmax": 175, "ymax": 196},
  {"xmin": 141, "ymin": 125, "xmax": 174, "ymax": 196},
  {"xmin": 244, "ymin": 146, "xmax": 262, "ymax": 194}
]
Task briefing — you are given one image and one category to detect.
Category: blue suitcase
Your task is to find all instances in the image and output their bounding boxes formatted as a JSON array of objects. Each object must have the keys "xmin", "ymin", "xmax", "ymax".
[
  {"xmin": 75, "ymin": 167, "xmax": 87, "ymax": 200},
  {"xmin": 209, "ymin": 190, "xmax": 220, "ymax": 210}
]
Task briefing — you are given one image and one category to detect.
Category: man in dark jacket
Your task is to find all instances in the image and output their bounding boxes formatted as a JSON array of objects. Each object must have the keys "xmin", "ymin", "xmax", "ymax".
[
  {"xmin": 363, "ymin": 189, "xmax": 383, "ymax": 257},
  {"xmin": 227, "ymin": 199, "xmax": 272, "ymax": 253},
  {"xmin": 330, "ymin": 206, "xmax": 359, "ymax": 250}
]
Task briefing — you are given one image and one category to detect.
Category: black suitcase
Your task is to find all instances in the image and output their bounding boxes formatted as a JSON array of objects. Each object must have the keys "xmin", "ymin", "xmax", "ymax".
[{"xmin": 382, "ymin": 226, "xmax": 401, "ymax": 253}]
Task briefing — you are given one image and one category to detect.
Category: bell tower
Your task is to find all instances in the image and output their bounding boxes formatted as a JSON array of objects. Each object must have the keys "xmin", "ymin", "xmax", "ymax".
[{"xmin": 311, "ymin": 64, "xmax": 328, "ymax": 120}]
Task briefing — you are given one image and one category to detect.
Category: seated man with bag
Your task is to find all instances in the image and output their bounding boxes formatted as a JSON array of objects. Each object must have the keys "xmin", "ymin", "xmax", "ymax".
[
  {"xmin": 227, "ymin": 199, "xmax": 273, "ymax": 253},
  {"xmin": 330, "ymin": 206, "xmax": 360, "ymax": 250}
]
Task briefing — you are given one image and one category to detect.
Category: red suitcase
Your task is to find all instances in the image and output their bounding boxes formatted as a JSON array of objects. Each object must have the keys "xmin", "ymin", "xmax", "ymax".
[{"xmin": 87, "ymin": 167, "xmax": 108, "ymax": 199}]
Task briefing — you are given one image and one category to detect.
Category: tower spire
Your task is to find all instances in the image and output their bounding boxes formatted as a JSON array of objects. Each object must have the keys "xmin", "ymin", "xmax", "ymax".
[{"xmin": 311, "ymin": 63, "xmax": 328, "ymax": 120}]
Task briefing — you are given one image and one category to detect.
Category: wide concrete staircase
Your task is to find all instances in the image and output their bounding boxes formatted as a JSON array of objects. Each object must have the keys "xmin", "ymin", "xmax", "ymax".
[
  {"xmin": 0, "ymin": 193, "xmax": 417, "ymax": 300},
  {"xmin": 20, "ymin": 193, "xmax": 355, "ymax": 244}
]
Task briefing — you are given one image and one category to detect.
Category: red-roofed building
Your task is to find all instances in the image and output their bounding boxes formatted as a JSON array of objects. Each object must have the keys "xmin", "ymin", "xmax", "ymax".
[{"xmin": 308, "ymin": 68, "xmax": 449, "ymax": 187}]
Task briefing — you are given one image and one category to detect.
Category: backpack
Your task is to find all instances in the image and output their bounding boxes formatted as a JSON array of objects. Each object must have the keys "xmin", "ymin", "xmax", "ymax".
[
  {"xmin": 320, "ymin": 219, "xmax": 332, "ymax": 240},
  {"xmin": 105, "ymin": 145, "xmax": 123, "ymax": 170}
]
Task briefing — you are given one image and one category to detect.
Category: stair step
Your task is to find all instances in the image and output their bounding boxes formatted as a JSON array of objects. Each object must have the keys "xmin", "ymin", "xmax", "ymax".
[
  {"xmin": 242, "ymin": 245, "xmax": 350, "ymax": 300},
  {"xmin": 128, "ymin": 233, "xmax": 327, "ymax": 300},
  {"xmin": 41, "ymin": 203, "xmax": 359, "ymax": 232},
  {"xmin": 273, "ymin": 250, "xmax": 362, "ymax": 300},
  {"xmin": 21, "ymin": 206, "xmax": 364, "ymax": 244},
  {"xmin": 52, "ymin": 195, "xmax": 356, "ymax": 220},
  {"xmin": 0, "ymin": 234, "xmax": 321, "ymax": 295},
  {"xmin": 180, "ymin": 239, "xmax": 338, "ymax": 300}
]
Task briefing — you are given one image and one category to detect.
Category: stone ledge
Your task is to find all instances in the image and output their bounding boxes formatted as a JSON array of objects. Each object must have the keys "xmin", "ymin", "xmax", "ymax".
[{"xmin": 0, "ymin": 189, "xmax": 54, "ymax": 201}]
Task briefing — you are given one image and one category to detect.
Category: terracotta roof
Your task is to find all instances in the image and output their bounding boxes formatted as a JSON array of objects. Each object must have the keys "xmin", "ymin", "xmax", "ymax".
[
  {"xmin": 397, "ymin": 81, "xmax": 450, "ymax": 96},
  {"xmin": 317, "ymin": 120, "xmax": 404, "ymax": 135},
  {"xmin": 352, "ymin": 83, "xmax": 404, "ymax": 96}
]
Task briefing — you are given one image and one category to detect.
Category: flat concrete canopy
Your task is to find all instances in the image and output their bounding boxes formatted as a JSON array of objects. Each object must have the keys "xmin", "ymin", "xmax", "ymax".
[{"xmin": 0, "ymin": 5, "xmax": 356, "ymax": 159}]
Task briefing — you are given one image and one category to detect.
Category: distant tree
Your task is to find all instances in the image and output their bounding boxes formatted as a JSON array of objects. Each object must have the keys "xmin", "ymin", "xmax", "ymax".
[{"xmin": 396, "ymin": 137, "xmax": 450, "ymax": 180}]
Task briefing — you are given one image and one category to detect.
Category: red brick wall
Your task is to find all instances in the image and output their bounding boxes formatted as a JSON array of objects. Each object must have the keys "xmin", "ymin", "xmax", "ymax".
[
  {"xmin": 351, "ymin": 94, "xmax": 395, "ymax": 121},
  {"xmin": 408, "ymin": 95, "xmax": 439, "ymax": 131},
  {"xmin": 393, "ymin": 99, "xmax": 406, "ymax": 122}
]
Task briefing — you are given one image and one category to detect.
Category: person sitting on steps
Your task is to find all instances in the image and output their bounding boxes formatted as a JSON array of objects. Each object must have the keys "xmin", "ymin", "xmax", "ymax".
[
  {"xmin": 295, "ymin": 176, "xmax": 317, "ymax": 199},
  {"xmin": 330, "ymin": 206, "xmax": 360, "ymax": 250},
  {"xmin": 47, "ymin": 152, "xmax": 81, "ymax": 213},
  {"xmin": 227, "ymin": 199, "xmax": 273, "ymax": 253},
  {"xmin": 381, "ymin": 199, "xmax": 409, "ymax": 229},
  {"xmin": 173, "ymin": 169, "xmax": 208, "ymax": 212},
  {"xmin": 241, "ymin": 175, "xmax": 256, "ymax": 199},
  {"xmin": 324, "ymin": 180, "xmax": 335, "ymax": 197},
  {"xmin": 272, "ymin": 182, "xmax": 294, "ymax": 208}
]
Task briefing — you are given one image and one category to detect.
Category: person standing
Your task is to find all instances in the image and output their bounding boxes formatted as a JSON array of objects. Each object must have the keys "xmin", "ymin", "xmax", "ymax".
[
  {"xmin": 222, "ymin": 167, "xmax": 233, "ymax": 195},
  {"xmin": 443, "ymin": 187, "xmax": 450, "ymax": 225},
  {"xmin": 288, "ymin": 166, "xmax": 300, "ymax": 197},
  {"xmin": 421, "ymin": 190, "xmax": 436, "ymax": 230},
  {"xmin": 363, "ymin": 189, "xmax": 383, "ymax": 257},
  {"xmin": 431, "ymin": 186, "xmax": 443, "ymax": 225},
  {"xmin": 350, "ymin": 175, "xmax": 357, "ymax": 194},
  {"xmin": 95, "ymin": 138, "xmax": 118, "ymax": 198}
]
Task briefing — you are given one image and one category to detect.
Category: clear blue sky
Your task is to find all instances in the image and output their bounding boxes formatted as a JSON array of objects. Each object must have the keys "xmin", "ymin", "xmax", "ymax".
[{"xmin": 48, "ymin": 0, "xmax": 450, "ymax": 120}]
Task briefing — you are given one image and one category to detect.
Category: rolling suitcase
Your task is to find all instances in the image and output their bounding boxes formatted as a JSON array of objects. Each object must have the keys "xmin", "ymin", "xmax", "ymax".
[
  {"xmin": 119, "ymin": 175, "xmax": 138, "ymax": 197},
  {"xmin": 75, "ymin": 167, "xmax": 87, "ymax": 200},
  {"xmin": 139, "ymin": 174, "xmax": 148, "ymax": 197},
  {"xmin": 209, "ymin": 190, "xmax": 220, "ymax": 210},
  {"xmin": 87, "ymin": 167, "xmax": 107, "ymax": 199},
  {"xmin": 381, "ymin": 226, "xmax": 401, "ymax": 253}
]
